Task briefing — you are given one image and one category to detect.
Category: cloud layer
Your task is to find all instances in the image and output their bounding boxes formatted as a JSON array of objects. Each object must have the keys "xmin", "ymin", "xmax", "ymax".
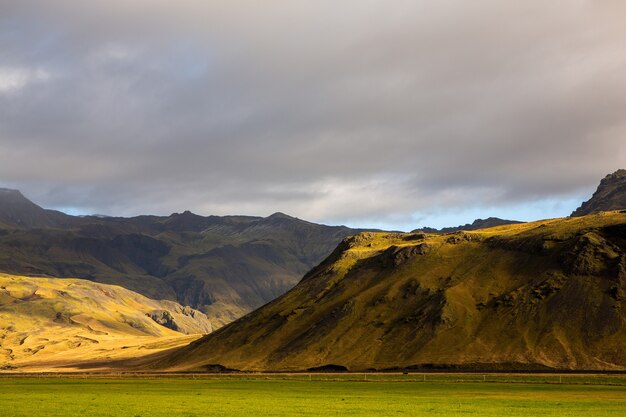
[{"xmin": 1, "ymin": 1, "xmax": 625, "ymax": 229}]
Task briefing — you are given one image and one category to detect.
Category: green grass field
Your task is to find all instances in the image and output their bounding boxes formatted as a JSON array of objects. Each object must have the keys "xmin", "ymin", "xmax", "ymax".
[{"xmin": 1, "ymin": 375, "xmax": 625, "ymax": 416}]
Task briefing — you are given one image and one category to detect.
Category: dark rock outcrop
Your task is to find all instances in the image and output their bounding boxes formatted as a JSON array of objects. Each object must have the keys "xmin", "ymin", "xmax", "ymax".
[
  {"xmin": 572, "ymin": 169, "xmax": 626, "ymax": 216},
  {"xmin": 147, "ymin": 310, "xmax": 179, "ymax": 331}
]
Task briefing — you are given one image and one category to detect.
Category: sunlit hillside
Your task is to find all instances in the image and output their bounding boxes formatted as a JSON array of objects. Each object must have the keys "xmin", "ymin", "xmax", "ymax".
[
  {"xmin": 0, "ymin": 274, "xmax": 211, "ymax": 372},
  {"xmin": 157, "ymin": 211, "xmax": 626, "ymax": 372}
]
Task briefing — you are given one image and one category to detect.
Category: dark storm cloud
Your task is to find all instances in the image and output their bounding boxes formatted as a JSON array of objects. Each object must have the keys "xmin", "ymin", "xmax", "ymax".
[{"xmin": 1, "ymin": 1, "xmax": 625, "ymax": 228}]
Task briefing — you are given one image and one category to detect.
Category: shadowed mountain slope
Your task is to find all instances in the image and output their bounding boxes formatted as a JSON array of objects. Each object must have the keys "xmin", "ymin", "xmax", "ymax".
[
  {"xmin": 0, "ymin": 192, "xmax": 371, "ymax": 327},
  {"xmin": 155, "ymin": 211, "xmax": 626, "ymax": 372},
  {"xmin": 572, "ymin": 169, "xmax": 626, "ymax": 216},
  {"xmin": 0, "ymin": 188, "xmax": 73, "ymax": 229}
]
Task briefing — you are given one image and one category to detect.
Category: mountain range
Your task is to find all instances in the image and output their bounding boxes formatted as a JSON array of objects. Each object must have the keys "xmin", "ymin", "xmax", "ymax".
[
  {"xmin": 1, "ymin": 169, "xmax": 626, "ymax": 372},
  {"xmin": 0, "ymin": 189, "xmax": 374, "ymax": 327}
]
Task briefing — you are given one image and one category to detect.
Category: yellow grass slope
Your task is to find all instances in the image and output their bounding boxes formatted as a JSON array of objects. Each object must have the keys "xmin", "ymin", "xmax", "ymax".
[
  {"xmin": 0, "ymin": 274, "xmax": 211, "ymax": 372},
  {"xmin": 156, "ymin": 211, "xmax": 626, "ymax": 372}
]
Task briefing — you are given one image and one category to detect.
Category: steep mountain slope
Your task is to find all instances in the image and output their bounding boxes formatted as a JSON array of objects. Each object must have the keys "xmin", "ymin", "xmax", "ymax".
[
  {"xmin": 572, "ymin": 169, "xmax": 626, "ymax": 216},
  {"xmin": 0, "ymin": 192, "xmax": 370, "ymax": 326},
  {"xmin": 414, "ymin": 217, "xmax": 521, "ymax": 234},
  {"xmin": 156, "ymin": 211, "xmax": 626, "ymax": 372},
  {"xmin": 0, "ymin": 273, "xmax": 210, "ymax": 371},
  {"xmin": 0, "ymin": 189, "xmax": 72, "ymax": 229}
]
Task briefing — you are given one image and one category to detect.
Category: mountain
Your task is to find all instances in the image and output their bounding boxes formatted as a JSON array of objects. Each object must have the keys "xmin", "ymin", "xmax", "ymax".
[
  {"xmin": 0, "ymin": 192, "xmax": 371, "ymax": 327},
  {"xmin": 413, "ymin": 217, "xmax": 521, "ymax": 234},
  {"xmin": 572, "ymin": 169, "xmax": 626, "ymax": 217},
  {"xmin": 0, "ymin": 188, "xmax": 73, "ymax": 229},
  {"xmin": 154, "ymin": 211, "xmax": 626, "ymax": 372},
  {"xmin": 0, "ymin": 273, "xmax": 210, "ymax": 371}
]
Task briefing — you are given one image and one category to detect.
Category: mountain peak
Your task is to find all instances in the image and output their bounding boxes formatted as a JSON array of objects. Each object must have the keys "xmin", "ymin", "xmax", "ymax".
[
  {"xmin": 600, "ymin": 169, "xmax": 626, "ymax": 184},
  {"xmin": 0, "ymin": 188, "xmax": 27, "ymax": 200},
  {"xmin": 267, "ymin": 212, "xmax": 294, "ymax": 220},
  {"xmin": 0, "ymin": 189, "xmax": 69, "ymax": 228},
  {"xmin": 572, "ymin": 169, "xmax": 626, "ymax": 217},
  {"xmin": 175, "ymin": 210, "xmax": 199, "ymax": 217}
]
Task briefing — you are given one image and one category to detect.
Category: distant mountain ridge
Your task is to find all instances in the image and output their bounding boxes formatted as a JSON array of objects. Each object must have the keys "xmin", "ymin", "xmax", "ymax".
[
  {"xmin": 572, "ymin": 169, "xmax": 626, "ymax": 217},
  {"xmin": 0, "ymin": 191, "xmax": 373, "ymax": 327},
  {"xmin": 413, "ymin": 217, "xmax": 521, "ymax": 234}
]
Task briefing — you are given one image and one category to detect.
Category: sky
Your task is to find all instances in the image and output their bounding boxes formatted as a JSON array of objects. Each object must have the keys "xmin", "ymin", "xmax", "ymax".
[{"xmin": 1, "ymin": 1, "xmax": 625, "ymax": 231}]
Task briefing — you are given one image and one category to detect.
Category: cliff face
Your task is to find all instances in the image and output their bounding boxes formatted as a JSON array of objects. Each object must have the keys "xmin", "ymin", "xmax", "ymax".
[{"xmin": 572, "ymin": 170, "xmax": 626, "ymax": 217}]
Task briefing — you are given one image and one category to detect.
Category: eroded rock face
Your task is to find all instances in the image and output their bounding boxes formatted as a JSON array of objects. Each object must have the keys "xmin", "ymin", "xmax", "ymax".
[
  {"xmin": 147, "ymin": 304, "xmax": 213, "ymax": 334},
  {"xmin": 148, "ymin": 310, "xmax": 179, "ymax": 331},
  {"xmin": 380, "ymin": 244, "xmax": 431, "ymax": 268},
  {"xmin": 561, "ymin": 232, "xmax": 622, "ymax": 276},
  {"xmin": 446, "ymin": 232, "xmax": 483, "ymax": 245},
  {"xmin": 572, "ymin": 169, "xmax": 626, "ymax": 216}
]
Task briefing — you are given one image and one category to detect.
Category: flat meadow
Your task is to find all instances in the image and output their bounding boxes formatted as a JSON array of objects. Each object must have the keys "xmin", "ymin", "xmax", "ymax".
[{"xmin": 1, "ymin": 373, "xmax": 625, "ymax": 416}]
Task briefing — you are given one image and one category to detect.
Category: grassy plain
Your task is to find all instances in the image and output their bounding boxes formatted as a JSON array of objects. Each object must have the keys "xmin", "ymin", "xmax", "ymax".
[{"xmin": 1, "ymin": 374, "xmax": 625, "ymax": 417}]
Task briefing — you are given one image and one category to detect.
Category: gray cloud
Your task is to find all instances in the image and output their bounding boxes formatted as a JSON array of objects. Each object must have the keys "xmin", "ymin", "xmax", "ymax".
[{"xmin": 1, "ymin": 0, "xmax": 625, "ymax": 229}]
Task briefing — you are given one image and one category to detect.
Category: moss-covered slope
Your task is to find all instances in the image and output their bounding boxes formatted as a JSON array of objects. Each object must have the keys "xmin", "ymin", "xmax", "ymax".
[{"xmin": 157, "ymin": 211, "xmax": 626, "ymax": 371}]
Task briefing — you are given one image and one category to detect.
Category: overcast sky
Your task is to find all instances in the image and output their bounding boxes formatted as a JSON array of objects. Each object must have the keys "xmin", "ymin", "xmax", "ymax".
[{"xmin": 1, "ymin": 1, "xmax": 625, "ymax": 230}]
